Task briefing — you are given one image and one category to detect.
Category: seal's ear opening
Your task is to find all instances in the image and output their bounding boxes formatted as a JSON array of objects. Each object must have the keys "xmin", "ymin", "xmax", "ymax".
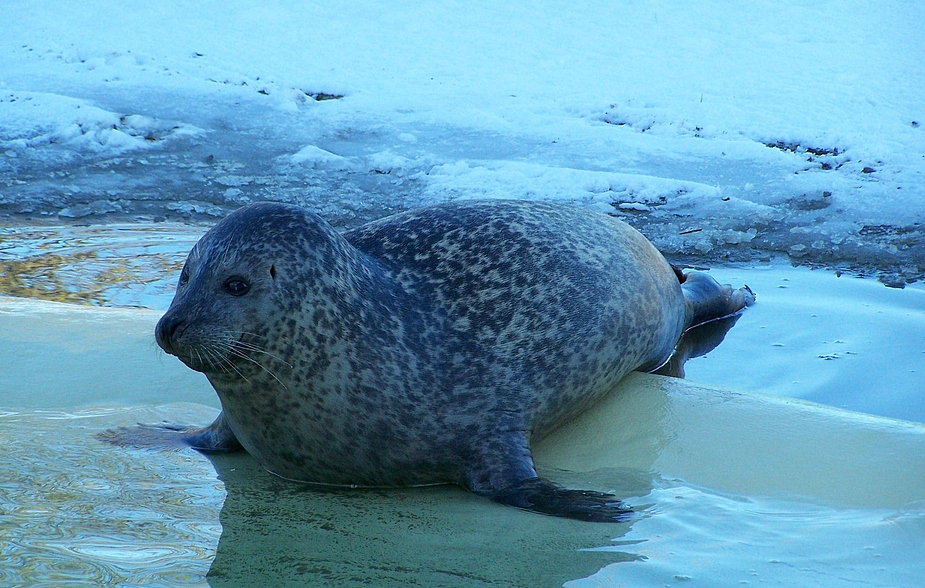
[{"xmin": 270, "ymin": 264, "xmax": 277, "ymax": 280}]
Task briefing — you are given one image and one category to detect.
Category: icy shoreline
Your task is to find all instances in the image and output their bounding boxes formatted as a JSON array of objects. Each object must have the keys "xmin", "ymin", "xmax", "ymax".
[
  {"xmin": 2, "ymin": 0, "xmax": 922, "ymax": 286},
  {"xmin": 2, "ymin": 107, "xmax": 920, "ymax": 288}
]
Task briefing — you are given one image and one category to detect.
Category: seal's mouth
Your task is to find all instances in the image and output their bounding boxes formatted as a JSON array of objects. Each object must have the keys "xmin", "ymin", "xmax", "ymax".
[
  {"xmin": 155, "ymin": 313, "xmax": 288, "ymax": 383},
  {"xmin": 181, "ymin": 332, "xmax": 253, "ymax": 376},
  {"xmin": 155, "ymin": 313, "xmax": 253, "ymax": 376}
]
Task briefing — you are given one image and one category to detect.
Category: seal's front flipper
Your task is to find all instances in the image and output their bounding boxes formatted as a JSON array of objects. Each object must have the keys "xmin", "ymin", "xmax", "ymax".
[
  {"xmin": 178, "ymin": 412, "xmax": 242, "ymax": 452},
  {"xmin": 464, "ymin": 429, "xmax": 632, "ymax": 522},
  {"xmin": 678, "ymin": 269, "xmax": 755, "ymax": 330},
  {"xmin": 96, "ymin": 411, "xmax": 242, "ymax": 452},
  {"xmin": 492, "ymin": 477, "xmax": 633, "ymax": 522}
]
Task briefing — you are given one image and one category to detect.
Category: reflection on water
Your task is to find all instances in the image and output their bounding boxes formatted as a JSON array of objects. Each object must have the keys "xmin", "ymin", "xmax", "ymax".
[
  {"xmin": 0, "ymin": 405, "xmax": 223, "ymax": 587},
  {"xmin": 203, "ymin": 452, "xmax": 638, "ymax": 588},
  {"xmin": 0, "ymin": 224, "xmax": 203, "ymax": 308},
  {"xmin": 684, "ymin": 266, "xmax": 925, "ymax": 423},
  {"xmin": 4, "ymin": 404, "xmax": 923, "ymax": 588}
]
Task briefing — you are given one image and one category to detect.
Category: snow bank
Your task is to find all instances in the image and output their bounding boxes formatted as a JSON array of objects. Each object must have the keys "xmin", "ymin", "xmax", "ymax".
[
  {"xmin": 0, "ymin": 91, "xmax": 199, "ymax": 158},
  {"xmin": 420, "ymin": 160, "xmax": 722, "ymax": 214},
  {"xmin": 1, "ymin": 0, "xmax": 922, "ymax": 282}
]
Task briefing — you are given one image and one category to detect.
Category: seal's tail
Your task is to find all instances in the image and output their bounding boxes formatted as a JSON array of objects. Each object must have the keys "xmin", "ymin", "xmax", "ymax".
[{"xmin": 673, "ymin": 266, "xmax": 755, "ymax": 331}]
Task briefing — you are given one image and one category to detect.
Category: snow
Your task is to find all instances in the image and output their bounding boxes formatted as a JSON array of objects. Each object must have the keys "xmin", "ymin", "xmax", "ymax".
[
  {"xmin": 1, "ymin": 0, "xmax": 923, "ymax": 282},
  {"xmin": 0, "ymin": 91, "xmax": 200, "ymax": 158},
  {"xmin": 420, "ymin": 160, "xmax": 723, "ymax": 215}
]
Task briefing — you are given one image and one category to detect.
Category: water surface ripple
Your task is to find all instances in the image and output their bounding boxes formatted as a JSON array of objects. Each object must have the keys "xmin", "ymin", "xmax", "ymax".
[{"xmin": 0, "ymin": 406, "xmax": 223, "ymax": 587}]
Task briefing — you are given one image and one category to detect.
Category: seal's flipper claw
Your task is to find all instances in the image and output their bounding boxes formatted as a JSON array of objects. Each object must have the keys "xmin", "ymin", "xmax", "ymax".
[
  {"xmin": 96, "ymin": 412, "xmax": 241, "ymax": 452},
  {"xmin": 492, "ymin": 477, "xmax": 633, "ymax": 523}
]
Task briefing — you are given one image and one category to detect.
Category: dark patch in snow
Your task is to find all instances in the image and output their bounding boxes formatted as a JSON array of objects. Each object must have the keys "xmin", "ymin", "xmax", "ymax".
[
  {"xmin": 787, "ymin": 191, "xmax": 832, "ymax": 211},
  {"xmin": 307, "ymin": 92, "xmax": 344, "ymax": 101},
  {"xmin": 763, "ymin": 141, "xmax": 841, "ymax": 157}
]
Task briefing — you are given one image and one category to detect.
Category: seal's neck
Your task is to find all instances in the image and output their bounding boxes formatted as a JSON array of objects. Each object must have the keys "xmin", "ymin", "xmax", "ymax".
[{"xmin": 287, "ymin": 221, "xmax": 426, "ymax": 378}]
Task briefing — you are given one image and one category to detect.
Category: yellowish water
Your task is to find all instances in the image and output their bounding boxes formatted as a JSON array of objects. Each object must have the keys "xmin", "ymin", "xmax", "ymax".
[
  {"xmin": 0, "ymin": 404, "xmax": 223, "ymax": 587},
  {"xmin": 0, "ymin": 223, "xmax": 202, "ymax": 307}
]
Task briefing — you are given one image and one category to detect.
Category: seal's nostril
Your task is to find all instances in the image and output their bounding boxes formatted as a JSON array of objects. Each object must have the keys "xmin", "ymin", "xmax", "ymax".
[{"xmin": 155, "ymin": 315, "xmax": 185, "ymax": 352}]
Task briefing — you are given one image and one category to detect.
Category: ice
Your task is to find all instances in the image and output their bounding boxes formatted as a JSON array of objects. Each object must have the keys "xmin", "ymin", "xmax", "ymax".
[
  {"xmin": 0, "ymin": 0, "xmax": 922, "ymax": 283},
  {"xmin": 418, "ymin": 160, "xmax": 723, "ymax": 215}
]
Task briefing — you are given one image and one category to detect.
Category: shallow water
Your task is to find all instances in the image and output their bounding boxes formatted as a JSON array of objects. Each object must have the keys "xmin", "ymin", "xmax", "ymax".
[
  {"xmin": 0, "ymin": 404, "xmax": 223, "ymax": 587},
  {"xmin": 1, "ymin": 223, "xmax": 923, "ymax": 587},
  {"xmin": 0, "ymin": 223, "xmax": 197, "ymax": 309},
  {"xmin": 570, "ymin": 485, "xmax": 925, "ymax": 588},
  {"xmin": 684, "ymin": 266, "xmax": 925, "ymax": 423}
]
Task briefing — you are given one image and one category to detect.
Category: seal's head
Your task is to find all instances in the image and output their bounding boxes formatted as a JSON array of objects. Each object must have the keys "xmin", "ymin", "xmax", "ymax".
[{"xmin": 154, "ymin": 202, "xmax": 349, "ymax": 380}]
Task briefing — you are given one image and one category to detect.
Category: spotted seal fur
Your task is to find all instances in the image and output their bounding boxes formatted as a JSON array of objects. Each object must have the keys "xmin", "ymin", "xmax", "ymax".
[{"xmin": 130, "ymin": 200, "xmax": 754, "ymax": 521}]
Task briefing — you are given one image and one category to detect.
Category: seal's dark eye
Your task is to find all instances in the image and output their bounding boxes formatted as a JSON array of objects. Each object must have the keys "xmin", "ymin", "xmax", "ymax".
[
  {"xmin": 178, "ymin": 266, "xmax": 190, "ymax": 287},
  {"xmin": 223, "ymin": 278, "xmax": 250, "ymax": 297}
]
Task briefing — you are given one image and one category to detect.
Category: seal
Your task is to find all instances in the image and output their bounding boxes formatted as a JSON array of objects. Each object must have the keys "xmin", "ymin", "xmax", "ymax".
[{"xmin": 128, "ymin": 200, "xmax": 754, "ymax": 521}]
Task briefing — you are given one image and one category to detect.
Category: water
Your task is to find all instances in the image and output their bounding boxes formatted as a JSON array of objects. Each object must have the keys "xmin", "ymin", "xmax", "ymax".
[
  {"xmin": 0, "ymin": 223, "xmax": 197, "ymax": 309},
  {"xmin": 570, "ymin": 486, "xmax": 925, "ymax": 588},
  {"xmin": 0, "ymin": 404, "xmax": 223, "ymax": 587},
  {"xmin": 684, "ymin": 266, "xmax": 925, "ymax": 423},
  {"xmin": 1, "ymin": 223, "xmax": 923, "ymax": 587}
]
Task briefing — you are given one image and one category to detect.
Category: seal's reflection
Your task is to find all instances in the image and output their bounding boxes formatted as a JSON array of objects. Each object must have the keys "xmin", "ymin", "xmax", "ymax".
[
  {"xmin": 654, "ymin": 313, "xmax": 746, "ymax": 379},
  {"xmin": 198, "ymin": 314, "xmax": 742, "ymax": 587},
  {"xmin": 202, "ymin": 450, "xmax": 639, "ymax": 587}
]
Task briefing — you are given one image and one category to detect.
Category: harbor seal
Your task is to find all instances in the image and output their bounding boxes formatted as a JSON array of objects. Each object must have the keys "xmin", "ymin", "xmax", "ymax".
[{"xmin": 122, "ymin": 200, "xmax": 754, "ymax": 521}]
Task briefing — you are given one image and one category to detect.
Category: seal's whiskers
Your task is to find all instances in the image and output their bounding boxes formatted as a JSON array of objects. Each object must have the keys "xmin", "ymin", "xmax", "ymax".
[
  {"xmin": 197, "ymin": 333, "xmax": 288, "ymax": 389},
  {"xmin": 226, "ymin": 345, "xmax": 289, "ymax": 390},
  {"xmin": 233, "ymin": 340, "xmax": 294, "ymax": 368},
  {"xmin": 205, "ymin": 341, "xmax": 253, "ymax": 384}
]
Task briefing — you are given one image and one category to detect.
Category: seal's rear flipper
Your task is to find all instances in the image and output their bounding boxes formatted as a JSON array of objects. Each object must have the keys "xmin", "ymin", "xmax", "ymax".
[
  {"xmin": 491, "ymin": 477, "xmax": 634, "ymax": 523},
  {"xmin": 96, "ymin": 411, "xmax": 242, "ymax": 453},
  {"xmin": 677, "ymin": 269, "xmax": 755, "ymax": 330}
]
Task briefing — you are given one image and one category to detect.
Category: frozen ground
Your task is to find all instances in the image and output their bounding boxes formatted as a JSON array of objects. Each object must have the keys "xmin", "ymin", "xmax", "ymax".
[{"xmin": 1, "ymin": 0, "xmax": 924, "ymax": 284}]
